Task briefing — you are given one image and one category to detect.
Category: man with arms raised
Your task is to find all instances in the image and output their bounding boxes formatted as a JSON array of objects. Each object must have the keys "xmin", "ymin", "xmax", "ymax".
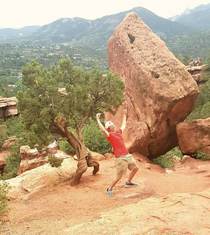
[{"xmin": 96, "ymin": 109, "xmax": 139, "ymax": 197}]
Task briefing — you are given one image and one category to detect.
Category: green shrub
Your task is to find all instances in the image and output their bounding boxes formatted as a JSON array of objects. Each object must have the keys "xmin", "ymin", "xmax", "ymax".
[
  {"xmin": 0, "ymin": 125, "xmax": 7, "ymax": 150},
  {"xmin": 0, "ymin": 116, "xmax": 22, "ymax": 150},
  {"xmin": 0, "ymin": 181, "xmax": 11, "ymax": 218},
  {"xmin": 5, "ymin": 137, "xmax": 26, "ymax": 177},
  {"xmin": 0, "ymin": 172, "xmax": 17, "ymax": 181},
  {"xmin": 48, "ymin": 155, "xmax": 63, "ymax": 168},
  {"xmin": 5, "ymin": 116, "xmax": 22, "ymax": 137},
  {"xmin": 196, "ymin": 149, "xmax": 210, "ymax": 161},
  {"xmin": 152, "ymin": 155, "xmax": 175, "ymax": 168},
  {"xmin": 152, "ymin": 147, "xmax": 183, "ymax": 168}
]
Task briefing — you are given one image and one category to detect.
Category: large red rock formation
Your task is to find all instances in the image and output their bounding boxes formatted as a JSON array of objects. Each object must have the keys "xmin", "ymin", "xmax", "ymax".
[
  {"xmin": 17, "ymin": 146, "xmax": 49, "ymax": 175},
  {"xmin": 107, "ymin": 13, "xmax": 199, "ymax": 159},
  {"xmin": 176, "ymin": 118, "xmax": 210, "ymax": 155}
]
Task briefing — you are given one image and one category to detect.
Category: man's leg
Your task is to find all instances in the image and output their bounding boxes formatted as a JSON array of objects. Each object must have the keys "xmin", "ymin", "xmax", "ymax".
[
  {"xmin": 126, "ymin": 155, "xmax": 139, "ymax": 185},
  {"xmin": 126, "ymin": 167, "xmax": 138, "ymax": 184},
  {"xmin": 109, "ymin": 175, "xmax": 122, "ymax": 190},
  {"xmin": 107, "ymin": 157, "xmax": 126, "ymax": 196},
  {"xmin": 107, "ymin": 175, "xmax": 122, "ymax": 197}
]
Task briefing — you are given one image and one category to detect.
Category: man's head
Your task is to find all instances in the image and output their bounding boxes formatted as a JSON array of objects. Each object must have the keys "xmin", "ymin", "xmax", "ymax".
[{"xmin": 105, "ymin": 121, "xmax": 115, "ymax": 132}]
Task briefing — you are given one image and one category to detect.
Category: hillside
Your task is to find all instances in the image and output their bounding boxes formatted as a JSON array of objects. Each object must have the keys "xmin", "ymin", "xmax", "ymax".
[
  {"xmin": 166, "ymin": 29, "xmax": 210, "ymax": 58},
  {"xmin": 31, "ymin": 7, "xmax": 191, "ymax": 47}
]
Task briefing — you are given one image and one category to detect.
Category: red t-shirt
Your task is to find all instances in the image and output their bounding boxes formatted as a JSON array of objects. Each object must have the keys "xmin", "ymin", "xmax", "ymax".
[{"xmin": 106, "ymin": 129, "xmax": 129, "ymax": 158}]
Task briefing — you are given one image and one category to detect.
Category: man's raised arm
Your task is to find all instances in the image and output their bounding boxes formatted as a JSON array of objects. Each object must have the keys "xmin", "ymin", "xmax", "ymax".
[
  {"xmin": 96, "ymin": 113, "xmax": 109, "ymax": 137},
  {"xmin": 121, "ymin": 109, "xmax": 127, "ymax": 131}
]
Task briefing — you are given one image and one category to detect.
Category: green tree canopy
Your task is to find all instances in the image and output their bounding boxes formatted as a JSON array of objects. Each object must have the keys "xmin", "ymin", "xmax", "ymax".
[{"xmin": 17, "ymin": 58, "xmax": 125, "ymax": 185}]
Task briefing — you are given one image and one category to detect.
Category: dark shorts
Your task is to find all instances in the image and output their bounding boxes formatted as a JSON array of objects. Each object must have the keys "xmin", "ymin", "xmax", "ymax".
[{"xmin": 115, "ymin": 154, "xmax": 138, "ymax": 177}]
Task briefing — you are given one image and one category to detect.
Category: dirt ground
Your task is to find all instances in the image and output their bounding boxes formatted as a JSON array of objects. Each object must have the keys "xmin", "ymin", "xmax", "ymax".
[{"xmin": 1, "ymin": 152, "xmax": 210, "ymax": 235}]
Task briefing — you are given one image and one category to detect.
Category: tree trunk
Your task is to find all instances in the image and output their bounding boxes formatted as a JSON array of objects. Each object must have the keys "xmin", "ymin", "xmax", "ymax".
[
  {"xmin": 86, "ymin": 151, "xmax": 100, "ymax": 175},
  {"xmin": 50, "ymin": 117, "xmax": 100, "ymax": 186},
  {"xmin": 70, "ymin": 142, "xmax": 99, "ymax": 186}
]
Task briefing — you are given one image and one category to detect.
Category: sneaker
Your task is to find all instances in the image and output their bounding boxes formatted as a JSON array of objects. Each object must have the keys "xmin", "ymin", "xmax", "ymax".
[
  {"xmin": 107, "ymin": 188, "xmax": 114, "ymax": 197},
  {"xmin": 125, "ymin": 182, "xmax": 138, "ymax": 188}
]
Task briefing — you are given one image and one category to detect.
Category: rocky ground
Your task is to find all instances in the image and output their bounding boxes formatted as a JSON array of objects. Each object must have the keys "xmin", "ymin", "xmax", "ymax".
[{"xmin": 1, "ymin": 151, "xmax": 210, "ymax": 235}]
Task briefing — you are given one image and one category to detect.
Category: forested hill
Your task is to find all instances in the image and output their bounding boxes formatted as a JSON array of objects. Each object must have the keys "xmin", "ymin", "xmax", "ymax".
[
  {"xmin": 31, "ymin": 7, "xmax": 192, "ymax": 47},
  {"xmin": 166, "ymin": 30, "xmax": 210, "ymax": 59}
]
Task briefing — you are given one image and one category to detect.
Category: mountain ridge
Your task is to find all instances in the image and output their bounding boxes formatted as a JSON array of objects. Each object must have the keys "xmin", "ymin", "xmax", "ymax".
[
  {"xmin": 169, "ymin": 3, "xmax": 210, "ymax": 22},
  {"xmin": 30, "ymin": 7, "xmax": 193, "ymax": 48},
  {"xmin": 0, "ymin": 6, "xmax": 193, "ymax": 43},
  {"xmin": 169, "ymin": 3, "xmax": 210, "ymax": 31}
]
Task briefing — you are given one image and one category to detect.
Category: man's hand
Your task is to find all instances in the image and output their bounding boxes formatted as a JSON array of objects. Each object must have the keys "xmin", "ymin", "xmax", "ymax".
[{"xmin": 96, "ymin": 113, "xmax": 101, "ymax": 119}]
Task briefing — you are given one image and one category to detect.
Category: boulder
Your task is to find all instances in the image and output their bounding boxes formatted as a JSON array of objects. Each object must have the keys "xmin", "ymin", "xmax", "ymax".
[
  {"xmin": 91, "ymin": 151, "xmax": 106, "ymax": 161},
  {"xmin": 18, "ymin": 145, "xmax": 50, "ymax": 175},
  {"xmin": 104, "ymin": 153, "xmax": 114, "ymax": 159},
  {"xmin": 5, "ymin": 158, "xmax": 77, "ymax": 200},
  {"xmin": 0, "ymin": 97, "xmax": 18, "ymax": 118},
  {"xmin": 176, "ymin": 118, "xmax": 210, "ymax": 155},
  {"xmin": 18, "ymin": 145, "xmax": 73, "ymax": 175},
  {"xmin": 0, "ymin": 155, "xmax": 6, "ymax": 175},
  {"xmin": 2, "ymin": 136, "xmax": 17, "ymax": 149},
  {"xmin": 0, "ymin": 150, "xmax": 10, "ymax": 175},
  {"xmin": 18, "ymin": 146, "xmax": 48, "ymax": 175},
  {"xmin": 107, "ymin": 13, "xmax": 199, "ymax": 159}
]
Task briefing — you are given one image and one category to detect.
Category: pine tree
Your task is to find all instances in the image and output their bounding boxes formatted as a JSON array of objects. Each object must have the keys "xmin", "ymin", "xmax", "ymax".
[{"xmin": 17, "ymin": 58, "xmax": 125, "ymax": 185}]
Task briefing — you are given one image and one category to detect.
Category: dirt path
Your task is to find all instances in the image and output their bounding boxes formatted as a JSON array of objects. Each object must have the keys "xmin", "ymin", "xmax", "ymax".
[{"xmin": 1, "ymin": 157, "xmax": 210, "ymax": 235}]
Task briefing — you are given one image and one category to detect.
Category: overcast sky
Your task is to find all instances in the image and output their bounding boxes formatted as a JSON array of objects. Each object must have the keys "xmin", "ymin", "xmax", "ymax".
[{"xmin": 1, "ymin": 0, "xmax": 210, "ymax": 28}]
